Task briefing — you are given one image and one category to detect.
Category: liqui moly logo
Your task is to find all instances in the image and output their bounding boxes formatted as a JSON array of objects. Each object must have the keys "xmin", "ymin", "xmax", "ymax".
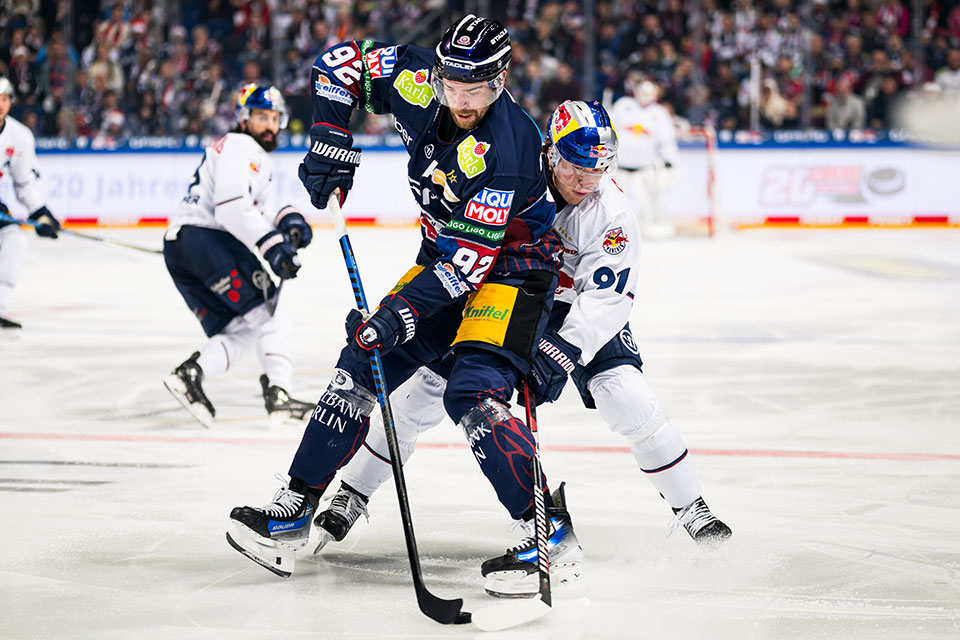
[{"xmin": 464, "ymin": 187, "xmax": 514, "ymax": 226}]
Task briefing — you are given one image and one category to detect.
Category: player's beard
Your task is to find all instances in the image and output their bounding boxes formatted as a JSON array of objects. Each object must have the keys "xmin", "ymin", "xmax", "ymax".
[{"xmin": 254, "ymin": 129, "xmax": 278, "ymax": 152}]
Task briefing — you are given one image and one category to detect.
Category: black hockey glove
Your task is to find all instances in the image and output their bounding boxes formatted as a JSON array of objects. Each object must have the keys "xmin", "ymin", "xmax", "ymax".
[
  {"xmin": 28, "ymin": 206, "xmax": 61, "ymax": 239},
  {"xmin": 345, "ymin": 296, "xmax": 417, "ymax": 361},
  {"xmin": 257, "ymin": 230, "xmax": 301, "ymax": 280},
  {"xmin": 298, "ymin": 122, "xmax": 362, "ymax": 209},
  {"xmin": 526, "ymin": 331, "xmax": 582, "ymax": 405},
  {"xmin": 275, "ymin": 205, "xmax": 313, "ymax": 249}
]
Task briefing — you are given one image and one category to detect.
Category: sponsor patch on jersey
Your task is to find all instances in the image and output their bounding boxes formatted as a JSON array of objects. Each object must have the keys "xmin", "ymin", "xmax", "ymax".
[
  {"xmin": 365, "ymin": 46, "xmax": 397, "ymax": 79},
  {"xmin": 446, "ymin": 219, "xmax": 505, "ymax": 243},
  {"xmin": 619, "ymin": 328, "xmax": 640, "ymax": 354},
  {"xmin": 315, "ymin": 73, "xmax": 354, "ymax": 105},
  {"xmin": 464, "ymin": 187, "xmax": 513, "ymax": 226},
  {"xmin": 602, "ymin": 226, "xmax": 629, "ymax": 255},
  {"xmin": 433, "ymin": 262, "xmax": 471, "ymax": 298},
  {"xmin": 457, "ymin": 135, "xmax": 490, "ymax": 178},
  {"xmin": 394, "ymin": 69, "xmax": 434, "ymax": 107},
  {"xmin": 431, "ymin": 168, "xmax": 459, "ymax": 202}
]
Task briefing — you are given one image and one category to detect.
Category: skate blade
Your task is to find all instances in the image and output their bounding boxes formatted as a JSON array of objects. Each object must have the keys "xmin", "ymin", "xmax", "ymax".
[
  {"xmin": 484, "ymin": 562, "xmax": 583, "ymax": 599},
  {"xmin": 312, "ymin": 530, "xmax": 334, "ymax": 555},
  {"xmin": 226, "ymin": 522, "xmax": 295, "ymax": 577},
  {"xmin": 472, "ymin": 594, "xmax": 551, "ymax": 631},
  {"xmin": 163, "ymin": 375, "xmax": 213, "ymax": 428},
  {"xmin": 268, "ymin": 411, "xmax": 310, "ymax": 429}
]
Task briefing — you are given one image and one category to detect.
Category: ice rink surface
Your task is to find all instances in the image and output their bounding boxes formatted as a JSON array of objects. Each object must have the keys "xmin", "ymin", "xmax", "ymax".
[{"xmin": 2, "ymin": 225, "xmax": 959, "ymax": 639}]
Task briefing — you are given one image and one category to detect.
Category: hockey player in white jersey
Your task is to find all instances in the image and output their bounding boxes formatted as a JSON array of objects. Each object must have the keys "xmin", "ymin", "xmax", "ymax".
[
  {"xmin": 0, "ymin": 76, "xmax": 62, "ymax": 329},
  {"xmin": 312, "ymin": 101, "xmax": 730, "ymax": 598},
  {"xmin": 608, "ymin": 76, "xmax": 679, "ymax": 239},
  {"xmin": 162, "ymin": 84, "xmax": 314, "ymax": 427}
]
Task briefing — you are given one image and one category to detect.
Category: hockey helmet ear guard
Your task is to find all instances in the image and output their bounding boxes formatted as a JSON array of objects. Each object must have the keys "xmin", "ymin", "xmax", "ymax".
[
  {"xmin": 432, "ymin": 14, "xmax": 511, "ymax": 108},
  {"xmin": 546, "ymin": 100, "xmax": 619, "ymax": 172},
  {"xmin": 236, "ymin": 83, "xmax": 289, "ymax": 129}
]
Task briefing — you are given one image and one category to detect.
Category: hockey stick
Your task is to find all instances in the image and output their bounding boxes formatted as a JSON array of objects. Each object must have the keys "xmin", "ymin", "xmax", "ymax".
[
  {"xmin": 327, "ymin": 191, "xmax": 470, "ymax": 626},
  {"xmin": 471, "ymin": 378, "xmax": 553, "ymax": 631},
  {"xmin": 0, "ymin": 212, "xmax": 162, "ymax": 254},
  {"xmin": 262, "ymin": 227, "xmax": 303, "ymax": 316}
]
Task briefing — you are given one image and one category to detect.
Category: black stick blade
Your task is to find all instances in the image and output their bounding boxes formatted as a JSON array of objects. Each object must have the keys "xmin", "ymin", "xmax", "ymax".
[{"xmin": 416, "ymin": 588, "xmax": 471, "ymax": 625}]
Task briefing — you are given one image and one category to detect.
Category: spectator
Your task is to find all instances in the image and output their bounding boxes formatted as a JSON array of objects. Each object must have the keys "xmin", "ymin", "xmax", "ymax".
[
  {"xmin": 759, "ymin": 77, "xmax": 796, "ymax": 128},
  {"xmin": 826, "ymin": 75, "xmax": 867, "ymax": 129},
  {"xmin": 867, "ymin": 73, "xmax": 901, "ymax": 128},
  {"xmin": 935, "ymin": 49, "xmax": 960, "ymax": 92},
  {"xmin": 88, "ymin": 42, "xmax": 124, "ymax": 95},
  {"xmin": 97, "ymin": 3, "xmax": 131, "ymax": 53}
]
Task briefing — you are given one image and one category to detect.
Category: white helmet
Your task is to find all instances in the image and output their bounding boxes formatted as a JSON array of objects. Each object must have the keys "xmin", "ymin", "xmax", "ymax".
[
  {"xmin": 0, "ymin": 77, "xmax": 14, "ymax": 97},
  {"xmin": 637, "ymin": 80, "xmax": 658, "ymax": 107}
]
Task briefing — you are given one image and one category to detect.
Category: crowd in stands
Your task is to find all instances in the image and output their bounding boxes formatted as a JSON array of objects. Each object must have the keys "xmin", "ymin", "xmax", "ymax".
[{"xmin": 1, "ymin": 0, "xmax": 960, "ymax": 144}]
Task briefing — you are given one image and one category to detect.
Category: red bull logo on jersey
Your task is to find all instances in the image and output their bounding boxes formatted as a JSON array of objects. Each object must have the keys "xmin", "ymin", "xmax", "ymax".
[
  {"xmin": 465, "ymin": 187, "xmax": 514, "ymax": 226},
  {"xmin": 602, "ymin": 226, "xmax": 629, "ymax": 255}
]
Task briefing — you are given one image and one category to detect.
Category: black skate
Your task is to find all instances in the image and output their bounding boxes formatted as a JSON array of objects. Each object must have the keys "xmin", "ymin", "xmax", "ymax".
[
  {"xmin": 260, "ymin": 375, "xmax": 315, "ymax": 426},
  {"xmin": 0, "ymin": 315, "xmax": 22, "ymax": 329},
  {"xmin": 481, "ymin": 483, "xmax": 583, "ymax": 598},
  {"xmin": 671, "ymin": 497, "xmax": 732, "ymax": 546},
  {"xmin": 313, "ymin": 482, "xmax": 369, "ymax": 553},
  {"xmin": 227, "ymin": 476, "xmax": 319, "ymax": 577},
  {"xmin": 163, "ymin": 352, "xmax": 215, "ymax": 428}
]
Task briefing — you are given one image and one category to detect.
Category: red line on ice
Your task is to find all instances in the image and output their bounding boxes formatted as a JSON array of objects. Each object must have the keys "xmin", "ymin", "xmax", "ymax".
[{"xmin": 1, "ymin": 432, "xmax": 958, "ymax": 462}]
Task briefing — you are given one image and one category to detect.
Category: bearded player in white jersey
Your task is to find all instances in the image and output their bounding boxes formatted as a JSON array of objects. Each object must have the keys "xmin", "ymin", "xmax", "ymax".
[
  {"xmin": 309, "ymin": 100, "xmax": 731, "ymax": 598},
  {"xmin": 162, "ymin": 84, "xmax": 314, "ymax": 428},
  {"xmin": 608, "ymin": 76, "xmax": 679, "ymax": 239},
  {"xmin": 0, "ymin": 77, "xmax": 62, "ymax": 329}
]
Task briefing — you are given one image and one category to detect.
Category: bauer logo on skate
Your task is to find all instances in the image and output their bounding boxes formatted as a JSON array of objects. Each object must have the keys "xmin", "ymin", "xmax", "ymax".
[
  {"xmin": 465, "ymin": 187, "xmax": 513, "ymax": 225},
  {"xmin": 602, "ymin": 227, "xmax": 628, "ymax": 255}
]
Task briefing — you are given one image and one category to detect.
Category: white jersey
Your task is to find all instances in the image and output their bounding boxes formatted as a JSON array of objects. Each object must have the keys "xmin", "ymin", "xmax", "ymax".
[
  {"xmin": 0, "ymin": 115, "xmax": 46, "ymax": 213},
  {"xmin": 167, "ymin": 132, "xmax": 276, "ymax": 251},
  {"xmin": 552, "ymin": 175, "xmax": 640, "ymax": 364},
  {"xmin": 609, "ymin": 97, "xmax": 678, "ymax": 170}
]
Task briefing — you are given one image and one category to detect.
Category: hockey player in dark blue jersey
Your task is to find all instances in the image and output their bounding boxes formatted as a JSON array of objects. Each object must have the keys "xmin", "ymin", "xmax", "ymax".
[{"xmin": 227, "ymin": 16, "xmax": 579, "ymax": 581}]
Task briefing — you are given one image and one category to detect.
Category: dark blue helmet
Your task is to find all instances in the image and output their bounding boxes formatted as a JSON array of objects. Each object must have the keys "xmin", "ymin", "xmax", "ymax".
[
  {"xmin": 547, "ymin": 100, "xmax": 619, "ymax": 171},
  {"xmin": 236, "ymin": 83, "xmax": 289, "ymax": 128},
  {"xmin": 432, "ymin": 15, "xmax": 510, "ymax": 108}
]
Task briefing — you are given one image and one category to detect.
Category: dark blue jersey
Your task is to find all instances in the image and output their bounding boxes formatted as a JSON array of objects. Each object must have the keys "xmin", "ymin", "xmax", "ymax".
[{"xmin": 309, "ymin": 41, "xmax": 559, "ymax": 318}]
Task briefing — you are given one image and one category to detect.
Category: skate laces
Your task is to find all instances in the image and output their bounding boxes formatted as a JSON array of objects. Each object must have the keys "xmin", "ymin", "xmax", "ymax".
[
  {"xmin": 262, "ymin": 474, "xmax": 305, "ymax": 518},
  {"xmin": 506, "ymin": 516, "xmax": 564, "ymax": 554},
  {"xmin": 669, "ymin": 498, "xmax": 715, "ymax": 537},
  {"xmin": 328, "ymin": 487, "xmax": 369, "ymax": 525}
]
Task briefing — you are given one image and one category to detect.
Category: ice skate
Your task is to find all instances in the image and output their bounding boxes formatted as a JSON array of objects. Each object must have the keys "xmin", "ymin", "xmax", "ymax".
[
  {"xmin": 313, "ymin": 482, "xmax": 369, "ymax": 553},
  {"xmin": 260, "ymin": 375, "xmax": 314, "ymax": 427},
  {"xmin": 163, "ymin": 352, "xmax": 214, "ymax": 428},
  {"xmin": 481, "ymin": 483, "xmax": 583, "ymax": 598},
  {"xmin": 227, "ymin": 476, "xmax": 318, "ymax": 577},
  {"xmin": 0, "ymin": 315, "xmax": 22, "ymax": 329},
  {"xmin": 671, "ymin": 497, "xmax": 732, "ymax": 546}
]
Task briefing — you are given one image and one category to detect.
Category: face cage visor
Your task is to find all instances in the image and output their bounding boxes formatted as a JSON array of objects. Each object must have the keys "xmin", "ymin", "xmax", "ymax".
[
  {"xmin": 431, "ymin": 68, "xmax": 506, "ymax": 110},
  {"xmin": 238, "ymin": 106, "xmax": 289, "ymax": 130}
]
